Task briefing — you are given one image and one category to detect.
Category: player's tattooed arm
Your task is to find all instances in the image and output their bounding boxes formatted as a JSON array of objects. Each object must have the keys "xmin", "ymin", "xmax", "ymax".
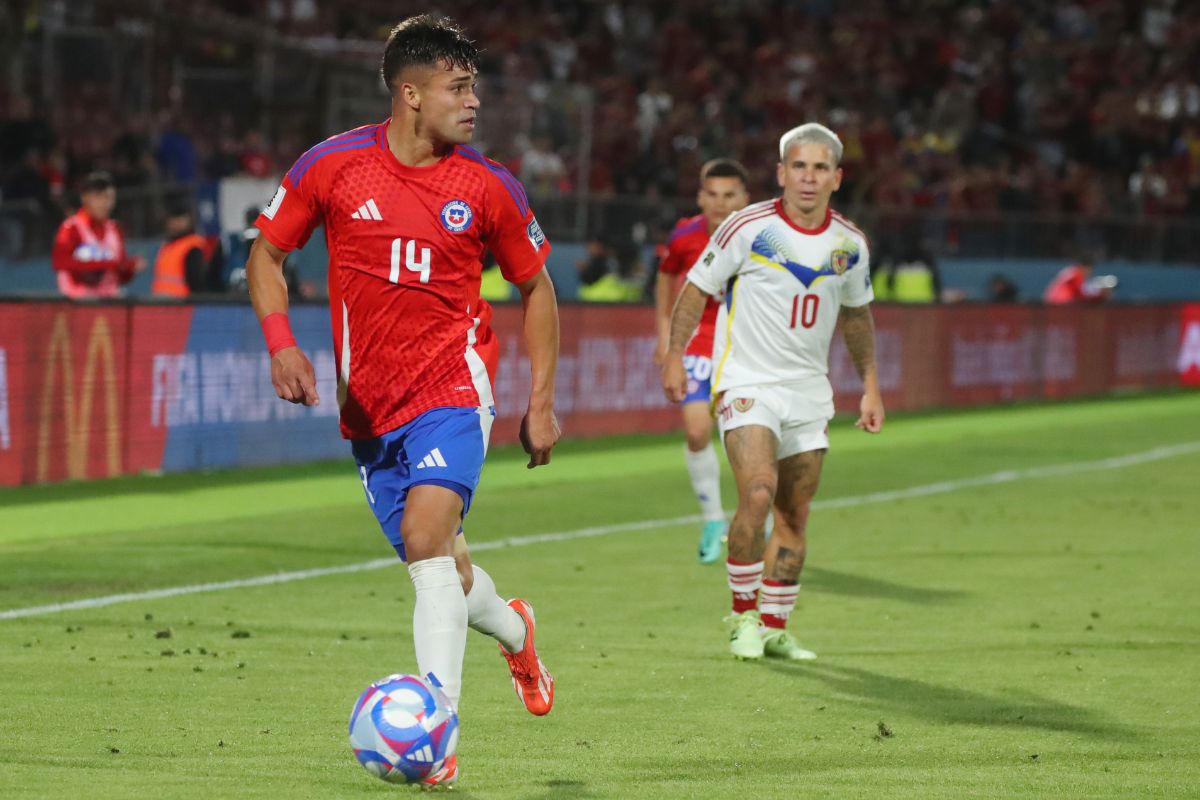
[
  {"xmin": 667, "ymin": 282, "xmax": 709, "ymax": 354},
  {"xmin": 839, "ymin": 303, "xmax": 876, "ymax": 380},
  {"xmin": 660, "ymin": 282, "xmax": 710, "ymax": 402},
  {"xmin": 839, "ymin": 303, "xmax": 884, "ymax": 433}
]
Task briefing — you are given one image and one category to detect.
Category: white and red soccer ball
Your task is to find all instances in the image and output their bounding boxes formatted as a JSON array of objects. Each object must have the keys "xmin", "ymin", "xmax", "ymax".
[{"xmin": 348, "ymin": 673, "xmax": 458, "ymax": 784}]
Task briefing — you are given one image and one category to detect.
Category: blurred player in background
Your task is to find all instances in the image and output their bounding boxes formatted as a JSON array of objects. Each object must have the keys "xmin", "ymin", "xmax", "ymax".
[
  {"xmin": 654, "ymin": 159, "xmax": 750, "ymax": 563},
  {"xmin": 1043, "ymin": 254, "xmax": 1117, "ymax": 304},
  {"xmin": 662, "ymin": 123, "xmax": 884, "ymax": 662},
  {"xmin": 51, "ymin": 171, "xmax": 145, "ymax": 298},
  {"xmin": 246, "ymin": 16, "xmax": 559, "ymax": 787}
]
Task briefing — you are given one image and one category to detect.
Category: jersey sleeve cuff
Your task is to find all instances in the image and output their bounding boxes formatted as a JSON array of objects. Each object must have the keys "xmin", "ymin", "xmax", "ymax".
[
  {"xmin": 501, "ymin": 243, "xmax": 551, "ymax": 286},
  {"xmin": 254, "ymin": 223, "xmax": 299, "ymax": 254},
  {"xmin": 686, "ymin": 272, "xmax": 719, "ymax": 296}
]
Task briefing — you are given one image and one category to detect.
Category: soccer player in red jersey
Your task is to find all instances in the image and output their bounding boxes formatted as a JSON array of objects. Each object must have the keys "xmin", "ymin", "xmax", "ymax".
[
  {"xmin": 654, "ymin": 160, "xmax": 750, "ymax": 563},
  {"xmin": 1043, "ymin": 255, "xmax": 1115, "ymax": 304},
  {"xmin": 246, "ymin": 17, "xmax": 559, "ymax": 785}
]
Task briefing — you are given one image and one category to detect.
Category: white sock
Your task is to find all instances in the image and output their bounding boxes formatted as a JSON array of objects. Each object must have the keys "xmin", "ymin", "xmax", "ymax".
[
  {"xmin": 407, "ymin": 556, "xmax": 467, "ymax": 708},
  {"xmin": 465, "ymin": 565, "xmax": 526, "ymax": 653},
  {"xmin": 684, "ymin": 442, "xmax": 724, "ymax": 522}
]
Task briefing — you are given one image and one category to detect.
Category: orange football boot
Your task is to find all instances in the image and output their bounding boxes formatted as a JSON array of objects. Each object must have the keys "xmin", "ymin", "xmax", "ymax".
[
  {"xmin": 499, "ymin": 599, "xmax": 554, "ymax": 716},
  {"xmin": 420, "ymin": 754, "xmax": 457, "ymax": 790}
]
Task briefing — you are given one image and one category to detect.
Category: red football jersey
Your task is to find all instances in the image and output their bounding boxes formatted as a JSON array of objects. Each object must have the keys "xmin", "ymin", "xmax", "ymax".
[
  {"xmin": 658, "ymin": 214, "xmax": 719, "ymax": 357},
  {"xmin": 256, "ymin": 120, "xmax": 550, "ymax": 439}
]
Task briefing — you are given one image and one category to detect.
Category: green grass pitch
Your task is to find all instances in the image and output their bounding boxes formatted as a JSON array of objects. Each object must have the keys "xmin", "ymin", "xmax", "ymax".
[{"xmin": 1, "ymin": 393, "xmax": 1199, "ymax": 799}]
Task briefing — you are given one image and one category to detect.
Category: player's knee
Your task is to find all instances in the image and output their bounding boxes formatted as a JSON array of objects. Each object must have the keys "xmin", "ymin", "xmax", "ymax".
[
  {"xmin": 400, "ymin": 527, "xmax": 454, "ymax": 562},
  {"xmin": 685, "ymin": 429, "xmax": 711, "ymax": 452},
  {"xmin": 744, "ymin": 481, "xmax": 775, "ymax": 519}
]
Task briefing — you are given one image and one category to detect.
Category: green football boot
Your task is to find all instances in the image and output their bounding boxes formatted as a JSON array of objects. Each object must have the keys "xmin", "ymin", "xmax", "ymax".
[
  {"xmin": 723, "ymin": 610, "xmax": 764, "ymax": 660},
  {"xmin": 761, "ymin": 629, "xmax": 817, "ymax": 661}
]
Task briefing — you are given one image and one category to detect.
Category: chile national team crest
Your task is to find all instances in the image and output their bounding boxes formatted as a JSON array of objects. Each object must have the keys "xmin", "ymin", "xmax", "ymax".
[{"xmin": 440, "ymin": 199, "xmax": 474, "ymax": 233}]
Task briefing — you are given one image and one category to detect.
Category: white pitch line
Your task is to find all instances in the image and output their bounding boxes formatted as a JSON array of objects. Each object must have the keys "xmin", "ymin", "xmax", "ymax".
[{"xmin": 2, "ymin": 440, "xmax": 1198, "ymax": 622}]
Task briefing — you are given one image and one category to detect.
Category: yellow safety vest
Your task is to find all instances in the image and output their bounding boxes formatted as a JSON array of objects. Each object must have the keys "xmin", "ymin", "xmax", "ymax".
[
  {"xmin": 578, "ymin": 274, "xmax": 640, "ymax": 302},
  {"xmin": 891, "ymin": 264, "xmax": 936, "ymax": 303}
]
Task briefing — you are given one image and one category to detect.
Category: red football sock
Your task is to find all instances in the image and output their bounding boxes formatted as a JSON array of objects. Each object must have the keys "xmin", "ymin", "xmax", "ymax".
[
  {"xmin": 726, "ymin": 558, "xmax": 763, "ymax": 613},
  {"xmin": 760, "ymin": 580, "xmax": 799, "ymax": 629}
]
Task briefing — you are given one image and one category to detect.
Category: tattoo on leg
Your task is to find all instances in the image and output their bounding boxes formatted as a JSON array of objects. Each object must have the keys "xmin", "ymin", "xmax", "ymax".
[{"xmin": 769, "ymin": 545, "xmax": 806, "ymax": 581}]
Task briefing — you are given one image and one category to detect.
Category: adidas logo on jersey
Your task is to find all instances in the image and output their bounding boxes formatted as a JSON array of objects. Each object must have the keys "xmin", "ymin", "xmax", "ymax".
[
  {"xmin": 350, "ymin": 198, "xmax": 383, "ymax": 221},
  {"xmin": 415, "ymin": 448, "xmax": 448, "ymax": 470}
]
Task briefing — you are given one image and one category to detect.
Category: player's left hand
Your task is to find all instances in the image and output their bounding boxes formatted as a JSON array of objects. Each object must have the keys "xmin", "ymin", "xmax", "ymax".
[
  {"xmin": 652, "ymin": 337, "xmax": 668, "ymax": 367},
  {"xmin": 855, "ymin": 391, "xmax": 884, "ymax": 434},
  {"xmin": 520, "ymin": 408, "xmax": 560, "ymax": 469}
]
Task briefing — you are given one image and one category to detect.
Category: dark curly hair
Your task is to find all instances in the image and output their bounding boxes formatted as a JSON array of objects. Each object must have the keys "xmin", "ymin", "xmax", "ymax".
[{"xmin": 381, "ymin": 15, "xmax": 480, "ymax": 92}]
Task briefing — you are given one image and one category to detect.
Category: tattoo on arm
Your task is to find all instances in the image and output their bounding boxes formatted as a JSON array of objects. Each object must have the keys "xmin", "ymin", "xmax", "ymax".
[
  {"xmin": 668, "ymin": 283, "xmax": 709, "ymax": 352},
  {"xmin": 839, "ymin": 304, "xmax": 877, "ymax": 380}
]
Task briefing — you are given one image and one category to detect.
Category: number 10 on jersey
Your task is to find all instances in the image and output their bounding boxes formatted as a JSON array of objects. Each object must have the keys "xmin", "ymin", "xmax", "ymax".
[
  {"xmin": 790, "ymin": 294, "xmax": 819, "ymax": 329},
  {"xmin": 390, "ymin": 237, "xmax": 432, "ymax": 284}
]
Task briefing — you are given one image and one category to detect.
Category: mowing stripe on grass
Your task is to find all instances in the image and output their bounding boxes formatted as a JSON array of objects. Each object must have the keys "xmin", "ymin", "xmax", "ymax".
[{"xmin": 3, "ymin": 440, "xmax": 1198, "ymax": 622}]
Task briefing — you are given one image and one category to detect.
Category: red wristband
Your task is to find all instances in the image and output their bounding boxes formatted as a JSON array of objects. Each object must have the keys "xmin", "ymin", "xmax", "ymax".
[{"xmin": 261, "ymin": 312, "xmax": 297, "ymax": 356}]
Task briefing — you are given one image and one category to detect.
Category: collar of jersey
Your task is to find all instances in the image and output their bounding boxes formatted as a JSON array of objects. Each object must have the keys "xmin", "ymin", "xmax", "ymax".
[{"xmin": 774, "ymin": 199, "xmax": 831, "ymax": 235}]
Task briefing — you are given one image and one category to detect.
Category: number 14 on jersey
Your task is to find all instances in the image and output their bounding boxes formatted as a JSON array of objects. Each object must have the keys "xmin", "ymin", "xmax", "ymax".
[{"xmin": 390, "ymin": 237, "xmax": 432, "ymax": 284}]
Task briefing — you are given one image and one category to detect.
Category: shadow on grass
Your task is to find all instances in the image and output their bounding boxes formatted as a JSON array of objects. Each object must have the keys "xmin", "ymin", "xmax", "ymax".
[
  {"xmin": 527, "ymin": 779, "xmax": 599, "ymax": 799},
  {"xmin": 804, "ymin": 567, "xmax": 966, "ymax": 605},
  {"xmin": 778, "ymin": 662, "xmax": 1133, "ymax": 740}
]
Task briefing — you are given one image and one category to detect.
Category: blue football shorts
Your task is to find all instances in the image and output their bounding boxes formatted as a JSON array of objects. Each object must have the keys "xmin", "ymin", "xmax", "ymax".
[
  {"xmin": 351, "ymin": 405, "xmax": 495, "ymax": 560},
  {"xmin": 683, "ymin": 354, "xmax": 713, "ymax": 405}
]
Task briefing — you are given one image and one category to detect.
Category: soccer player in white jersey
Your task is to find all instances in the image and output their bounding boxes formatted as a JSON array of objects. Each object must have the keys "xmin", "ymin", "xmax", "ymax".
[{"xmin": 661, "ymin": 122, "xmax": 884, "ymax": 661}]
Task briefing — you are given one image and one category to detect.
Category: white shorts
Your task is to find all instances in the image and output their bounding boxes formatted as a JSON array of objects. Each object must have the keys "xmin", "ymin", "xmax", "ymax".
[{"xmin": 716, "ymin": 384, "xmax": 831, "ymax": 459}]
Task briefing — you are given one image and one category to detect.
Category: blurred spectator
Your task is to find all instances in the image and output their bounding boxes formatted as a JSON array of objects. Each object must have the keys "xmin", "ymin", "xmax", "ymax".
[
  {"xmin": 239, "ymin": 131, "xmax": 273, "ymax": 178},
  {"xmin": 151, "ymin": 202, "xmax": 219, "ymax": 298},
  {"xmin": 8, "ymin": 0, "xmax": 1200, "ymax": 263},
  {"xmin": 156, "ymin": 113, "xmax": 198, "ymax": 183},
  {"xmin": 1129, "ymin": 156, "xmax": 1169, "ymax": 215},
  {"xmin": 635, "ymin": 77, "xmax": 673, "ymax": 149},
  {"xmin": 519, "ymin": 136, "xmax": 567, "ymax": 196},
  {"xmin": 111, "ymin": 113, "xmax": 156, "ymax": 187},
  {"xmin": 1043, "ymin": 255, "xmax": 1117, "ymax": 304},
  {"xmin": 0, "ymin": 95, "xmax": 54, "ymax": 173},
  {"xmin": 51, "ymin": 172, "xmax": 145, "ymax": 298},
  {"xmin": 987, "ymin": 273, "xmax": 1020, "ymax": 303},
  {"xmin": 576, "ymin": 238, "xmax": 640, "ymax": 302},
  {"xmin": 224, "ymin": 205, "xmax": 300, "ymax": 297},
  {"xmin": 873, "ymin": 237, "xmax": 943, "ymax": 303}
]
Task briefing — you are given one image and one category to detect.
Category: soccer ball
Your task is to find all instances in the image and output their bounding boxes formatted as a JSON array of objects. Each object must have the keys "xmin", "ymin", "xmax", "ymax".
[{"xmin": 348, "ymin": 673, "xmax": 459, "ymax": 784}]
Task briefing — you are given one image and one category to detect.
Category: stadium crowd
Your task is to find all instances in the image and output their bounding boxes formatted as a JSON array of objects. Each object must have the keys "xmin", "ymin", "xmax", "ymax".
[{"xmin": 3, "ymin": 0, "xmax": 1200, "ymax": 256}]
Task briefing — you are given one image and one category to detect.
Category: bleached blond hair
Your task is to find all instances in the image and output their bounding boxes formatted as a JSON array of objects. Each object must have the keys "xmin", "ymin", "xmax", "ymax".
[{"xmin": 778, "ymin": 123, "xmax": 843, "ymax": 165}]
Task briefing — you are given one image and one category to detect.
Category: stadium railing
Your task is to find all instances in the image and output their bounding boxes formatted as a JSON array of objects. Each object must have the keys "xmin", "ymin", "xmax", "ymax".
[{"xmin": 6, "ymin": 180, "xmax": 1200, "ymax": 265}]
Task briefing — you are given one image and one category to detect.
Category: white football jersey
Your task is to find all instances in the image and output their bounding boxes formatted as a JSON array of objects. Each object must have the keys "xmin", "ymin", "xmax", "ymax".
[{"xmin": 688, "ymin": 199, "xmax": 872, "ymax": 409}]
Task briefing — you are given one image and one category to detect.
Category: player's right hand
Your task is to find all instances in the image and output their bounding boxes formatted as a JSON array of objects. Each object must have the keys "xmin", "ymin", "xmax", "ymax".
[
  {"xmin": 520, "ymin": 409, "xmax": 560, "ymax": 469},
  {"xmin": 271, "ymin": 347, "xmax": 320, "ymax": 406},
  {"xmin": 660, "ymin": 356, "xmax": 688, "ymax": 403}
]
